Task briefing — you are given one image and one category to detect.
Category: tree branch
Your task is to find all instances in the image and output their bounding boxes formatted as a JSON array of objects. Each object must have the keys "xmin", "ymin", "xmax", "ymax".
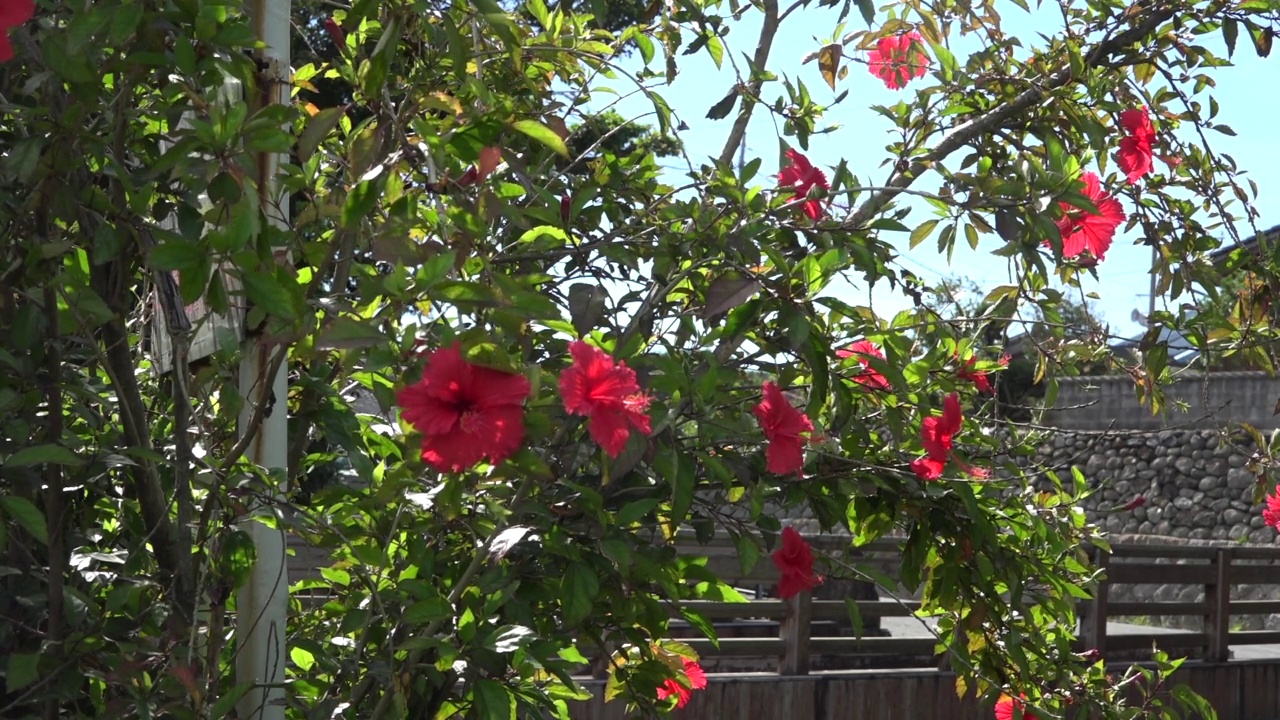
[
  {"xmin": 716, "ymin": 0, "xmax": 780, "ymax": 167},
  {"xmin": 841, "ymin": 3, "xmax": 1178, "ymax": 231}
]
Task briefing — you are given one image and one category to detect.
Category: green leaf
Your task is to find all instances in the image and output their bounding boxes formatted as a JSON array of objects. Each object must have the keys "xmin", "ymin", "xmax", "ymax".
[
  {"xmin": 149, "ymin": 241, "xmax": 206, "ymax": 272},
  {"xmin": 705, "ymin": 34, "xmax": 724, "ymax": 68},
  {"xmin": 1223, "ymin": 19, "xmax": 1238, "ymax": 58},
  {"xmin": 290, "ymin": 646, "xmax": 316, "ymax": 671},
  {"xmin": 657, "ymin": 450, "xmax": 697, "ymax": 528},
  {"xmin": 616, "ymin": 498, "xmax": 660, "ymax": 527},
  {"xmin": 510, "ymin": 119, "xmax": 568, "ymax": 158},
  {"xmin": 472, "ymin": 678, "xmax": 515, "ymax": 720},
  {"xmin": 240, "ymin": 269, "xmax": 296, "ymax": 319},
  {"xmin": 855, "ymin": 0, "xmax": 875, "ymax": 25},
  {"xmin": 4, "ymin": 444, "xmax": 83, "ymax": 468},
  {"xmin": 297, "ymin": 106, "xmax": 346, "ymax": 163},
  {"xmin": 342, "ymin": 174, "xmax": 385, "ymax": 227},
  {"xmin": 705, "ymin": 89, "xmax": 738, "ymax": 120},
  {"xmin": 432, "ymin": 281, "xmax": 500, "ymax": 307},
  {"xmin": 568, "ymin": 283, "xmax": 607, "ymax": 337},
  {"xmin": 908, "ymin": 219, "xmax": 939, "ymax": 249},
  {"xmin": 1252, "ymin": 25, "xmax": 1273, "ymax": 58},
  {"xmin": 316, "ymin": 317, "xmax": 387, "ymax": 350},
  {"xmin": 517, "ymin": 225, "xmax": 569, "ymax": 244},
  {"xmin": 694, "ymin": 581, "xmax": 748, "ymax": 602},
  {"xmin": 844, "ymin": 597, "xmax": 865, "ymax": 637},
  {"xmin": 732, "ymin": 531, "xmax": 760, "ymax": 577},
  {"xmin": 0, "ymin": 497, "xmax": 47, "ymax": 545},
  {"xmin": 6, "ymin": 652, "xmax": 39, "ymax": 692},
  {"xmin": 403, "ymin": 596, "xmax": 453, "ymax": 624},
  {"xmin": 560, "ymin": 564, "xmax": 599, "ymax": 627},
  {"xmin": 491, "ymin": 625, "xmax": 536, "ymax": 653}
]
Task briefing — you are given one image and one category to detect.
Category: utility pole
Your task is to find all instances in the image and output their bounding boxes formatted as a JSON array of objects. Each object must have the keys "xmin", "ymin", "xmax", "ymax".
[{"xmin": 236, "ymin": 1, "xmax": 291, "ymax": 719}]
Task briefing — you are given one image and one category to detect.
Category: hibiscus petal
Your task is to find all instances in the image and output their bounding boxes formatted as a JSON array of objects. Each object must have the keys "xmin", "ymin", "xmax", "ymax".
[
  {"xmin": 0, "ymin": 0, "xmax": 34, "ymax": 28},
  {"xmin": 784, "ymin": 148, "xmax": 814, "ymax": 176},
  {"xmin": 777, "ymin": 569, "xmax": 815, "ymax": 599},
  {"xmin": 417, "ymin": 344, "xmax": 470, "ymax": 403},
  {"xmin": 588, "ymin": 406, "xmax": 633, "ymax": 457},
  {"xmin": 471, "ymin": 365, "xmax": 532, "ymax": 410},
  {"xmin": 397, "ymin": 383, "xmax": 461, "ymax": 436},
  {"xmin": 420, "ymin": 426, "xmax": 489, "ymax": 472},
  {"xmin": 472, "ymin": 405, "xmax": 527, "ymax": 466},
  {"xmin": 911, "ymin": 455, "xmax": 945, "ymax": 481},
  {"xmin": 765, "ymin": 435, "xmax": 806, "ymax": 476},
  {"xmin": 941, "ymin": 392, "xmax": 963, "ymax": 434}
]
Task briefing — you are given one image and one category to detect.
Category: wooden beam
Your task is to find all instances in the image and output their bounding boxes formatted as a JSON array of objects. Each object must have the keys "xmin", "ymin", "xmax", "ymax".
[
  {"xmin": 1205, "ymin": 548, "xmax": 1231, "ymax": 662},
  {"xmin": 779, "ymin": 592, "xmax": 812, "ymax": 676}
]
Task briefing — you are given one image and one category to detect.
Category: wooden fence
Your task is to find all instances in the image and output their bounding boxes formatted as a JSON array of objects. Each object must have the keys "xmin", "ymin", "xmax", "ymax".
[
  {"xmin": 565, "ymin": 538, "xmax": 1280, "ymax": 719},
  {"xmin": 643, "ymin": 536, "xmax": 1280, "ymax": 674},
  {"xmin": 289, "ymin": 534, "xmax": 1280, "ymax": 717}
]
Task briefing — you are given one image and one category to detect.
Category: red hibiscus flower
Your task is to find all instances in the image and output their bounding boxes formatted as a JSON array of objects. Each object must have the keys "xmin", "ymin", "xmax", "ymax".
[
  {"xmin": 772, "ymin": 526, "xmax": 823, "ymax": 599},
  {"xmin": 1046, "ymin": 172, "xmax": 1125, "ymax": 264},
  {"xmin": 957, "ymin": 353, "xmax": 1009, "ymax": 395},
  {"xmin": 0, "ymin": 0, "xmax": 34, "ymax": 63},
  {"xmin": 910, "ymin": 392, "xmax": 962, "ymax": 480},
  {"xmin": 910, "ymin": 392, "xmax": 988, "ymax": 480},
  {"xmin": 1116, "ymin": 107, "xmax": 1156, "ymax": 185},
  {"xmin": 397, "ymin": 344, "xmax": 531, "ymax": 472},
  {"xmin": 867, "ymin": 31, "xmax": 930, "ymax": 90},
  {"xmin": 837, "ymin": 340, "xmax": 890, "ymax": 390},
  {"xmin": 754, "ymin": 382, "xmax": 814, "ymax": 476},
  {"xmin": 994, "ymin": 694, "xmax": 1037, "ymax": 720},
  {"xmin": 777, "ymin": 149, "xmax": 829, "ymax": 221},
  {"xmin": 1263, "ymin": 490, "xmax": 1280, "ymax": 532},
  {"xmin": 656, "ymin": 657, "xmax": 707, "ymax": 708},
  {"xmin": 559, "ymin": 341, "xmax": 653, "ymax": 457}
]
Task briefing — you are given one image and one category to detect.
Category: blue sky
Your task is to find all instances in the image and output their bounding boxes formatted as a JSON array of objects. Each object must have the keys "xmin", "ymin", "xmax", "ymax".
[{"xmin": 590, "ymin": 3, "xmax": 1278, "ymax": 342}]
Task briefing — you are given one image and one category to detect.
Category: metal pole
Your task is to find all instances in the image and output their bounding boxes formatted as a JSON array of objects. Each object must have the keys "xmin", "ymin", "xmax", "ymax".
[{"xmin": 236, "ymin": 0, "xmax": 291, "ymax": 718}]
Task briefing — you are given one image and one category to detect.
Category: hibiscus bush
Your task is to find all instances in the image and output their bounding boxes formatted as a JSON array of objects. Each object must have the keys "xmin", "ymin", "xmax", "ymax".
[{"xmin": 0, "ymin": 0, "xmax": 1276, "ymax": 719}]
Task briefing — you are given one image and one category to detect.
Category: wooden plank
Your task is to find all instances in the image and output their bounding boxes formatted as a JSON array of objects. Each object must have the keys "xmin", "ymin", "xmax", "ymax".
[
  {"xmin": 1107, "ymin": 545, "xmax": 1224, "ymax": 559},
  {"xmin": 1206, "ymin": 548, "xmax": 1231, "ymax": 662},
  {"xmin": 676, "ymin": 599, "xmax": 921, "ymax": 621},
  {"xmin": 1222, "ymin": 563, "xmax": 1280, "ymax": 584},
  {"xmin": 1106, "ymin": 562, "xmax": 1216, "ymax": 585},
  {"xmin": 809, "ymin": 600, "xmax": 922, "ymax": 619},
  {"xmin": 1228, "ymin": 600, "xmax": 1280, "ymax": 615},
  {"xmin": 1082, "ymin": 548, "xmax": 1109, "ymax": 656},
  {"xmin": 1107, "ymin": 601, "xmax": 1207, "ymax": 616},
  {"xmin": 1103, "ymin": 632, "xmax": 1206, "ymax": 652},
  {"xmin": 682, "ymin": 637, "xmax": 785, "ymax": 656},
  {"xmin": 779, "ymin": 593, "xmax": 811, "ymax": 675},
  {"xmin": 681, "ymin": 601, "xmax": 787, "ymax": 619},
  {"xmin": 1227, "ymin": 630, "xmax": 1280, "ymax": 645},
  {"xmin": 680, "ymin": 635, "xmax": 941, "ymax": 657}
]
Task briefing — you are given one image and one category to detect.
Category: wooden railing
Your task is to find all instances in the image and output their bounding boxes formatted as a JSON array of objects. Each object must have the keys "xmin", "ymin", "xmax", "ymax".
[
  {"xmin": 662, "ymin": 537, "xmax": 1280, "ymax": 675},
  {"xmin": 1081, "ymin": 543, "xmax": 1280, "ymax": 661}
]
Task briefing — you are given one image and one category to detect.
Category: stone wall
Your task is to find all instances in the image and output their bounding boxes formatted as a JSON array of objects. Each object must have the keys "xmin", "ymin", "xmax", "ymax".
[{"xmin": 1026, "ymin": 427, "xmax": 1272, "ymax": 544}]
